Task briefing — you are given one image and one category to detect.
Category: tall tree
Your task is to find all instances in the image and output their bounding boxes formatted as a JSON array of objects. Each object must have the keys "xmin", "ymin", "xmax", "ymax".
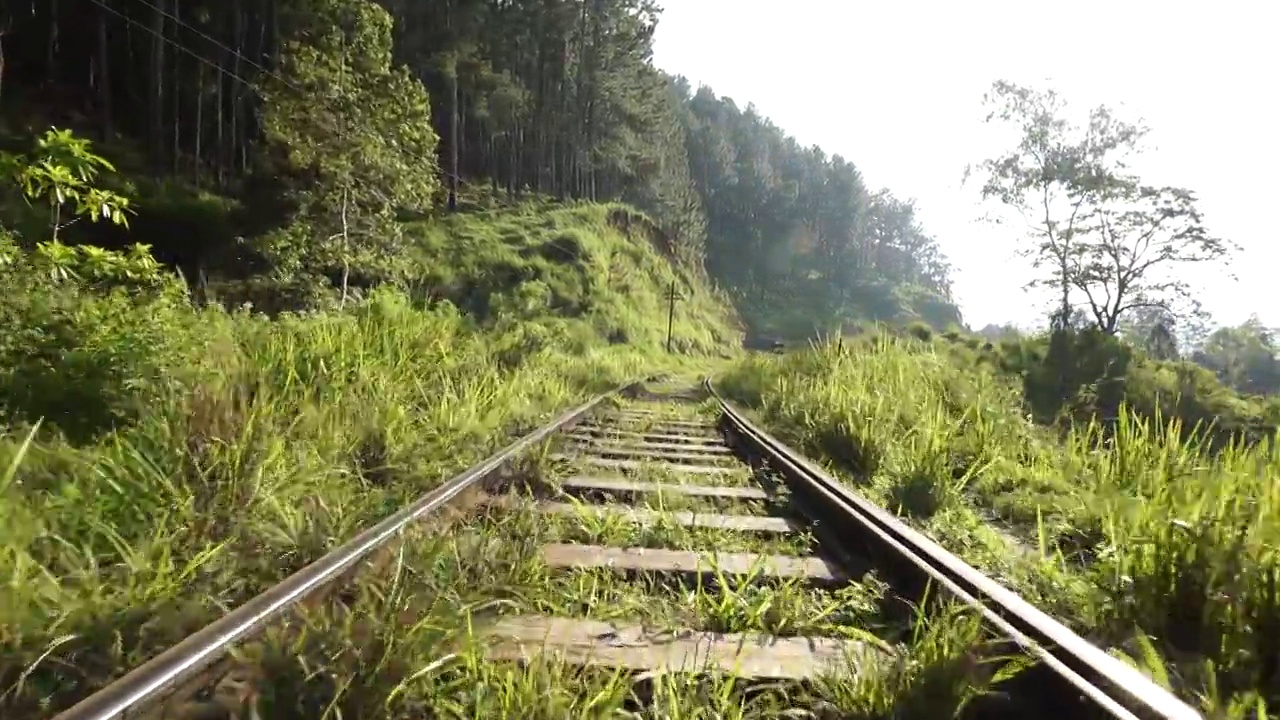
[
  {"xmin": 969, "ymin": 81, "xmax": 1139, "ymax": 322},
  {"xmin": 1075, "ymin": 183, "xmax": 1229, "ymax": 333},
  {"xmin": 256, "ymin": 0, "xmax": 440, "ymax": 291},
  {"xmin": 970, "ymin": 80, "xmax": 1231, "ymax": 334}
]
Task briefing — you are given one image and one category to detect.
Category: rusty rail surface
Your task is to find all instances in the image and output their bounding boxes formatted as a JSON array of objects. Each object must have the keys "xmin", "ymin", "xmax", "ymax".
[
  {"xmin": 706, "ymin": 378, "xmax": 1201, "ymax": 720},
  {"xmin": 52, "ymin": 378, "xmax": 648, "ymax": 720}
]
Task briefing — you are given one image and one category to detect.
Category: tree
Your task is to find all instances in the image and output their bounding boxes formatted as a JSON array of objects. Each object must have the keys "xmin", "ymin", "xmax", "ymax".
[
  {"xmin": 0, "ymin": 128, "xmax": 131, "ymax": 244},
  {"xmin": 1193, "ymin": 317, "xmax": 1280, "ymax": 396},
  {"xmin": 970, "ymin": 80, "xmax": 1232, "ymax": 334},
  {"xmin": 1075, "ymin": 182, "xmax": 1230, "ymax": 334},
  {"xmin": 968, "ymin": 80, "xmax": 1141, "ymax": 323},
  {"xmin": 256, "ymin": 0, "xmax": 440, "ymax": 297}
]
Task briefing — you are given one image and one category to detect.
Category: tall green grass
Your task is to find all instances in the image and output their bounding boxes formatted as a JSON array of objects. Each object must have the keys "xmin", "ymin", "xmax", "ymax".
[
  {"xmin": 405, "ymin": 202, "xmax": 742, "ymax": 355},
  {"xmin": 0, "ymin": 201, "xmax": 741, "ymax": 716},
  {"xmin": 719, "ymin": 333, "xmax": 1280, "ymax": 715}
]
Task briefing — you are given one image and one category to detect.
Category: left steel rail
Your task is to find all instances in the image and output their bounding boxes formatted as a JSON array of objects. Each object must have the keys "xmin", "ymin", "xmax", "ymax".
[{"xmin": 51, "ymin": 377, "xmax": 648, "ymax": 720}]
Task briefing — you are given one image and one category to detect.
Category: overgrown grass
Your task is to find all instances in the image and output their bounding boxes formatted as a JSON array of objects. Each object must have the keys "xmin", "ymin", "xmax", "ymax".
[
  {"xmin": 912, "ymin": 321, "xmax": 1280, "ymax": 447},
  {"xmin": 153, "ymin": 436, "xmax": 1020, "ymax": 720},
  {"xmin": 0, "ymin": 293, "xmax": 661, "ymax": 714},
  {"xmin": 0, "ymin": 200, "xmax": 742, "ymax": 716},
  {"xmin": 406, "ymin": 202, "xmax": 742, "ymax": 356},
  {"xmin": 203, "ymin": 500, "xmax": 1018, "ymax": 720},
  {"xmin": 719, "ymin": 333, "xmax": 1280, "ymax": 716}
]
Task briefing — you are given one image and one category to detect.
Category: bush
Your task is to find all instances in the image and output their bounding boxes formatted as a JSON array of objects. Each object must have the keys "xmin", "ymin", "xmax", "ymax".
[
  {"xmin": 922, "ymin": 326, "xmax": 1278, "ymax": 449},
  {"xmin": 0, "ymin": 238, "xmax": 192, "ymax": 441}
]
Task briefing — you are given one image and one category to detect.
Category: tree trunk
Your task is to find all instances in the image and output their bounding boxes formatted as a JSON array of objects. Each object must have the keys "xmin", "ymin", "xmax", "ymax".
[
  {"xmin": 45, "ymin": 0, "xmax": 59, "ymax": 85},
  {"xmin": 231, "ymin": 0, "xmax": 247, "ymax": 174},
  {"xmin": 448, "ymin": 67, "xmax": 459, "ymax": 211},
  {"xmin": 445, "ymin": 0, "xmax": 459, "ymax": 211},
  {"xmin": 0, "ymin": 20, "xmax": 9, "ymax": 102},
  {"xmin": 195, "ymin": 63, "xmax": 205, "ymax": 186},
  {"xmin": 216, "ymin": 29, "xmax": 226, "ymax": 190},
  {"xmin": 149, "ymin": 0, "xmax": 165, "ymax": 173},
  {"xmin": 97, "ymin": 7, "xmax": 112, "ymax": 140},
  {"xmin": 171, "ymin": 0, "xmax": 182, "ymax": 172}
]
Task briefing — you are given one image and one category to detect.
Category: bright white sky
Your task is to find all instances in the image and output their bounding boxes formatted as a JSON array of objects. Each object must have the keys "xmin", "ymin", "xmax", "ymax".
[{"xmin": 652, "ymin": 0, "xmax": 1279, "ymax": 331}]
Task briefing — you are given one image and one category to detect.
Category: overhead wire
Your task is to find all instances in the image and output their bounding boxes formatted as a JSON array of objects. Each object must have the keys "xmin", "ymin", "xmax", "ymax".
[{"xmin": 86, "ymin": 0, "xmax": 471, "ymax": 185}]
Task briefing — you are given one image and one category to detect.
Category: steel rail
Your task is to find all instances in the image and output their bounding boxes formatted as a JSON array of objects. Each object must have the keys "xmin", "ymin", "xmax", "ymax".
[
  {"xmin": 52, "ymin": 377, "xmax": 649, "ymax": 720},
  {"xmin": 707, "ymin": 379, "xmax": 1202, "ymax": 720}
]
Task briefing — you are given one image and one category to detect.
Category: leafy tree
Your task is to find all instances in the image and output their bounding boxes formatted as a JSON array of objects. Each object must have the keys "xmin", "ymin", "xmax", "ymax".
[
  {"xmin": 970, "ymin": 80, "xmax": 1232, "ymax": 335},
  {"xmin": 1076, "ymin": 182, "xmax": 1230, "ymax": 333},
  {"xmin": 1120, "ymin": 305, "xmax": 1182, "ymax": 360},
  {"xmin": 1120, "ymin": 297, "xmax": 1212, "ymax": 358},
  {"xmin": 0, "ymin": 128, "xmax": 132, "ymax": 243},
  {"xmin": 1193, "ymin": 317, "xmax": 1280, "ymax": 396},
  {"xmin": 256, "ymin": 0, "xmax": 440, "ymax": 298}
]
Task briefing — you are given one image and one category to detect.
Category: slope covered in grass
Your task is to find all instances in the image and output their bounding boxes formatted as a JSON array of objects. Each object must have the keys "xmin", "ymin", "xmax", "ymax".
[
  {"xmin": 407, "ymin": 202, "xmax": 741, "ymax": 355},
  {"xmin": 718, "ymin": 335, "xmax": 1280, "ymax": 715},
  {"xmin": 0, "ymin": 202, "xmax": 739, "ymax": 716}
]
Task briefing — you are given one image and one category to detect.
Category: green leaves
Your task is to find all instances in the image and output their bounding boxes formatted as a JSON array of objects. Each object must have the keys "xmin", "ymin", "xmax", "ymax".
[
  {"xmin": 257, "ymin": 0, "xmax": 441, "ymax": 287},
  {"xmin": 972, "ymin": 80, "xmax": 1232, "ymax": 334},
  {"xmin": 683, "ymin": 85, "xmax": 959, "ymax": 337},
  {"xmin": 0, "ymin": 128, "xmax": 133, "ymax": 243},
  {"xmin": 254, "ymin": 0, "xmax": 445, "ymax": 288},
  {"xmin": 23, "ymin": 241, "xmax": 166, "ymax": 289}
]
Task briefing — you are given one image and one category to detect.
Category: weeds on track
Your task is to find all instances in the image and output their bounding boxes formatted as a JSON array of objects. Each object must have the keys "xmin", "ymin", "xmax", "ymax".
[
  {"xmin": 199, "ymin": 491, "xmax": 1019, "ymax": 719},
  {"xmin": 719, "ymin": 333, "xmax": 1280, "ymax": 715},
  {"xmin": 0, "ymin": 288, "xmax": 702, "ymax": 718}
]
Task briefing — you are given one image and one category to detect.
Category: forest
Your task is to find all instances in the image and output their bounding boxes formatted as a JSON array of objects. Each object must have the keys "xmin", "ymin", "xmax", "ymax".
[{"xmin": 0, "ymin": 0, "xmax": 960, "ymax": 339}]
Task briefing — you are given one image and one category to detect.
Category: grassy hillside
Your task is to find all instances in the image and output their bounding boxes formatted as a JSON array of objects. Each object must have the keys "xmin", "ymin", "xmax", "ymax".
[
  {"xmin": 718, "ymin": 333, "xmax": 1279, "ymax": 714},
  {"xmin": 0, "ymin": 199, "xmax": 739, "ymax": 715},
  {"xmin": 405, "ymin": 203, "xmax": 742, "ymax": 354}
]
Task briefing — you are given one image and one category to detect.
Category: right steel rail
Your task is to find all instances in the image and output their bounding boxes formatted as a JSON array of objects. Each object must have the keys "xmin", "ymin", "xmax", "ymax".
[{"xmin": 708, "ymin": 380, "xmax": 1202, "ymax": 720}]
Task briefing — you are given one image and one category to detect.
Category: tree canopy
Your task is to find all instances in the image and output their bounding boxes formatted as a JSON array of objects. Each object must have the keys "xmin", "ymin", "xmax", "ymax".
[
  {"xmin": 2, "ymin": 0, "xmax": 962, "ymax": 339},
  {"xmin": 969, "ymin": 80, "xmax": 1232, "ymax": 334}
]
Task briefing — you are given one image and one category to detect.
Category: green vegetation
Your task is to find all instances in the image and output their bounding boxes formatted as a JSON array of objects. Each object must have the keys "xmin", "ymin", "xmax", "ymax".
[
  {"xmin": 720, "ymin": 331, "xmax": 1278, "ymax": 716},
  {"xmin": 204, "ymin": 485, "xmax": 1014, "ymax": 719},
  {"xmin": 934, "ymin": 324, "xmax": 1280, "ymax": 447},
  {"xmin": 186, "ymin": 395, "xmax": 1019, "ymax": 720},
  {"xmin": 3, "ymin": 0, "xmax": 1275, "ymax": 717},
  {"xmin": 713, "ymin": 82, "xmax": 1275, "ymax": 716},
  {"xmin": 967, "ymin": 81, "xmax": 1231, "ymax": 336},
  {"xmin": 6, "ymin": 0, "xmax": 961, "ymax": 343},
  {"xmin": 0, "ymin": 285, "xmax": 665, "ymax": 715},
  {"xmin": 405, "ymin": 204, "xmax": 741, "ymax": 354},
  {"xmin": 0, "ymin": 173, "xmax": 750, "ymax": 715}
]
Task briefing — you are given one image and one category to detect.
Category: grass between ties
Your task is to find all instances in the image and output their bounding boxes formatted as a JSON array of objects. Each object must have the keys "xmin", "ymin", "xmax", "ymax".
[
  {"xmin": 2, "ymin": 370, "xmax": 1026, "ymax": 719},
  {"xmin": 219, "ymin": 394, "xmax": 1021, "ymax": 719},
  {"xmin": 97, "ymin": 387, "xmax": 1025, "ymax": 719}
]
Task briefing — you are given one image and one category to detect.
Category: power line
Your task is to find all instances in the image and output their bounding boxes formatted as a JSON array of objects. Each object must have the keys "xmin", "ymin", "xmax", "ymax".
[
  {"xmin": 85, "ymin": 0, "xmax": 258, "ymax": 91},
  {"xmin": 87, "ymin": 0, "xmax": 471, "ymax": 185},
  {"xmin": 123, "ymin": 0, "xmax": 291, "ymax": 88}
]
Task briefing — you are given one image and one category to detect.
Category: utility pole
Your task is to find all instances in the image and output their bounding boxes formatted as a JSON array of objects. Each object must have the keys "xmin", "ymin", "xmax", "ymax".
[{"xmin": 665, "ymin": 280, "xmax": 681, "ymax": 353}]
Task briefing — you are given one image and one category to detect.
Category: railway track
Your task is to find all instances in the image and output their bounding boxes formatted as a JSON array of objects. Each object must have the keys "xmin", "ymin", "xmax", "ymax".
[{"xmin": 51, "ymin": 377, "xmax": 1201, "ymax": 720}]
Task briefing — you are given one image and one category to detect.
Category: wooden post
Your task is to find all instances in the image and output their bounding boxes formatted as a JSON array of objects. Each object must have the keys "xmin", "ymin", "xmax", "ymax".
[{"xmin": 666, "ymin": 280, "xmax": 677, "ymax": 353}]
